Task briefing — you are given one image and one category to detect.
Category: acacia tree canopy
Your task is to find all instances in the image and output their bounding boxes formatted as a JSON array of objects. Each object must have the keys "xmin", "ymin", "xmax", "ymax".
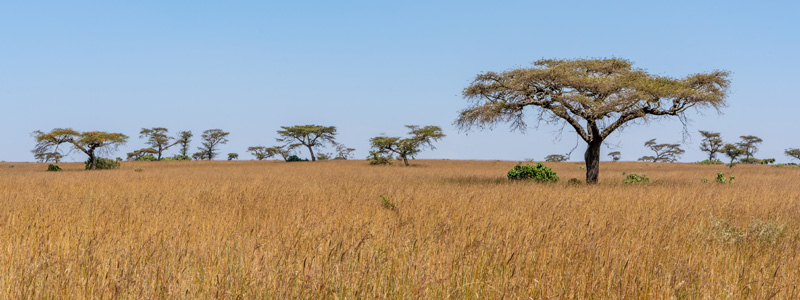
[
  {"xmin": 369, "ymin": 125, "xmax": 445, "ymax": 166},
  {"xmin": 276, "ymin": 125, "xmax": 337, "ymax": 162},
  {"xmin": 699, "ymin": 130, "xmax": 724, "ymax": 161},
  {"xmin": 786, "ymin": 148, "xmax": 800, "ymax": 162},
  {"xmin": 638, "ymin": 139, "xmax": 684, "ymax": 163},
  {"xmin": 607, "ymin": 151, "xmax": 621, "ymax": 162},
  {"xmin": 196, "ymin": 129, "xmax": 229, "ymax": 160},
  {"xmin": 33, "ymin": 128, "xmax": 128, "ymax": 169},
  {"xmin": 737, "ymin": 135, "xmax": 763, "ymax": 163},
  {"xmin": 456, "ymin": 58, "xmax": 729, "ymax": 183},
  {"xmin": 139, "ymin": 127, "xmax": 176, "ymax": 160}
]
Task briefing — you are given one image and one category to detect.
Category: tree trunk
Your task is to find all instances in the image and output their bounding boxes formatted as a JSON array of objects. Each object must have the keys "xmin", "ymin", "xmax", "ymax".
[
  {"xmin": 584, "ymin": 140, "xmax": 601, "ymax": 184},
  {"xmin": 307, "ymin": 145, "xmax": 316, "ymax": 161},
  {"xmin": 88, "ymin": 151, "xmax": 97, "ymax": 170},
  {"xmin": 402, "ymin": 155, "xmax": 409, "ymax": 166}
]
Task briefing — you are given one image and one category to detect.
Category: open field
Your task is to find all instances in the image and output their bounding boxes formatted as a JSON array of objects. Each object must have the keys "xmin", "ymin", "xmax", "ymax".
[{"xmin": 1, "ymin": 160, "xmax": 799, "ymax": 299}]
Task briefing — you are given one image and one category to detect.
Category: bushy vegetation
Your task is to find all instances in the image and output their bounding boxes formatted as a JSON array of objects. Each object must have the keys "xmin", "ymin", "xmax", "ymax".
[
  {"xmin": 285, "ymin": 155, "xmax": 308, "ymax": 162},
  {"xmin": 46, "ymin": 164, "xmax": 62, "ymax": 172},
  {"xmin": 367, "ymin": 150, "xmax": 393, "ymax": 165},
  {"xmin": 172, "ymin": 155, "xmax": 191, "ymax": 161},
  {"xmin": 507, "ymin": 163, "xmax": 559, "ymax": 182},
  {"xmin": 85, "ymin": 157, "xmax": 120, "ymax": 170},
  {"xmin": 623, "ymin": 173, "xmax": 649, "ymax": 184},
  {"xmin": 696, "ymin": 159, "xmax": 724, "ymax": 165},
  {"xmin": 715, "ymin": 172, "xmax": 735, "ymax": 184},
  {"xmin": 136, "ymin": 154, "xmax": 157, "ymax": 161}
]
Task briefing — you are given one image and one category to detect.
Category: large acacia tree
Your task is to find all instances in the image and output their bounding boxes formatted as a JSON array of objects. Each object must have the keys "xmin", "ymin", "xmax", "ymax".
[
  {"xmin": 32, "ymin": 128, "xmax": 128, "ymax": 169},
  {"xmin": 457, "ymin": 58, "xmax": 730, "ymax": 184},
  {"xmin": 276, "ymin": 125, "xmax": 337, "ymax": 161}
]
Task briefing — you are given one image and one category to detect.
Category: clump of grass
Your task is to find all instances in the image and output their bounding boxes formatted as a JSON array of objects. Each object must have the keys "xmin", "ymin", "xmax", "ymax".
[
  {"xmin": 623, "ymin": 173, "xmax": 649, "ymax": 184},
  {"xmin": 379, "ymin": 195, "xmax": 396, "ymax": 211},
  {"xmin": 708, "ymin": 215, "xmax": 786, "ymax": 245}
]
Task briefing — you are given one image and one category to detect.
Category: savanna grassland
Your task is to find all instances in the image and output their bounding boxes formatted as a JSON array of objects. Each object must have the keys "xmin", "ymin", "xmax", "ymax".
[{"xmin": 1, "ymin": 160, "xmax": 799, "ymax": 299}]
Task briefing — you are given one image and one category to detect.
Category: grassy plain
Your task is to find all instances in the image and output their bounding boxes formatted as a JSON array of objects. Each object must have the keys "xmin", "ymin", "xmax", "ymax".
[{"xmin": 0, "ymin": 160, "xmax": 799, "ymax": 299}]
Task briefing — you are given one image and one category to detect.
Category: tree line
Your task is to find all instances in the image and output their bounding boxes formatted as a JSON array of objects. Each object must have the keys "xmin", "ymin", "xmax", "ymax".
[
  {"xmin": 27, "ymin": 58, "xmax": 800, "ymax": 182},
  {"xmin": 31, "ymin": 125, "xmax": 446, "ymax": 169}
]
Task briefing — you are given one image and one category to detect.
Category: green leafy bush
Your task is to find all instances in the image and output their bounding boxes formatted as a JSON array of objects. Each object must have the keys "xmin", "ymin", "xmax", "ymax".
[
  {"xmin": 285, "ymin": 155, "xmax": 308, "ymax": 162},
  {"xmin": 507, "ymin": 163, "xmax": 559, "ymax": 182},
  {"xmin": 623, "ymin": 173, "xmax": 649, "ymax": 184},
  {"xmin": 135, "ymin": 154, "xmax": 157, "ymax": 161},
  {"xmin": 696, "ymin": 159, "xmax": 724, "ymax": 165},
  {"xmin": 85, "ymin": 158, "xmax": 120, "ymax": 170},
  {"xmin": 715, "ymin": 172, "xmax": 735, "ymax": 183},
  {"xmin": 367, "ymin": 150, "xmax": 393, "ymax": 165},
  {"xmin": 47, "ymin": 164, "xmax": 62, "ymax": 172},
  {"xmin": 172, "ymin": 155, "xmax": 191, "ymax": 161}
]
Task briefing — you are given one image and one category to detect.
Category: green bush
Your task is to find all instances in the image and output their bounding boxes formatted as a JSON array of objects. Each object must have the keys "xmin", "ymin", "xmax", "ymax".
[
  {"xmin": 172, "ymin": 155, "xmax": 191, "ymax": 161},
  {"xmin": 367, "ymin": 150, "xmax": 393, "ymax": 165},
  {"xmin": 696, "ymin": 159, "xmax": 724, "ymax": 165},
  {"xmin": 507, "ymin": 163, "xmax": 559, "ymax": 182},
  {"xmin": 135, "ymin": 154, "xmax": 157, "ymax": 161},
  {"xmin": 285, "ymin": 155, "xmax": 309, "ymax": 162},
  {"xmin": 715, "ymin": 172, "xmax": 735, "ymax": 184},
  {"xmin": 47, "ymin": 164, "xmax": 62, "ymax": 172},
  {"xmin": 623, "ymin": 173, "xmax": 649, "ymax": 184},
  {"xmin": 760, "ymin": 158, "xmax": 776, "ymax": 164},
  {"xmin": 85, "ymin": 157, "xmax": 120, "ymax": 170}
]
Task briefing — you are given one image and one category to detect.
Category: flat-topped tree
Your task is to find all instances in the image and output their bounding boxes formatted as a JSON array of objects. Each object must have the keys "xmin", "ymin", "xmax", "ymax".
[
  {"xmin": 737, "ymin": 135, "xmax": 762, "ymax": 163},
  {"xmin": 457, "ymin": 58, "xmax": 730, "ymax": 184},
  {"xmin": 638, "ymin": 139, "xmax": 684, "ymax": 163},
  {"xmin": 139, "ymin": 127, "xmax": 176, "ymax": 160},
  {"xmin": 276, "ymin": 125, "xmax": 337, "ymax": 162},
  {"xmin": 369, "ymin": 125, "xmax": 445, "ymax": 166},
  {"xmin": 608, "ymin": 151, "xmax": 621, "ymax": 162},
  {"xmin": 197, "ymin": 129, "xmax": 229, "ymax": 160},
  {"xmin": 175, "ymin": 131, "xmax": 193, "ymax": 158},
  {"xmin": 32, "ymin": 128, "xmax": 128, "ymax": 169},
  {"xmin": 786, "ymin": 148, "xmax": 800, "ymax": 162},
  {"xmin": 699, "ymin": 130, "xmax": 724, "ymax": 161}
]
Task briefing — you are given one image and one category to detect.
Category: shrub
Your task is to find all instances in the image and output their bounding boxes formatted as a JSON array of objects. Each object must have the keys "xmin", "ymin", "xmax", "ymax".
[
  {"xmin": 285, "ymin": 155, "xmax": 308, "ymax": 162},
  {"xmin": 715, "ymin": 172, "xmax": 735, "ymax": 184},
  {"xmin": 507, "ymin": 163, "xmax": 559, "ymax": 182},
  {"xmin": 47, "ymin": 164, "xmax": 62, "ymax": 172},
  {"xmin": 135, "ymin": 154, "xmax": 157, "ymax": 161},
  {"xmin": 86, "ymin": 158, "xmax": 120, "ymax": 170},
  {"xmin": 696, "ymin": 159, "xmax": 724, "ymax": 165},
  {"xmin": 172, "ymin": 155, "xmax": 191, "ymax": 161},
  {"xmin": 760, "ymin": 158, "xmax": 776, "ymax": 165},
  {"xmin": 623, "ymin": 173, "xmax": 649, "ymax": 184},
  {"xmin": 367, "ymin": 150, "xmax": 393, "ymax": 165}
]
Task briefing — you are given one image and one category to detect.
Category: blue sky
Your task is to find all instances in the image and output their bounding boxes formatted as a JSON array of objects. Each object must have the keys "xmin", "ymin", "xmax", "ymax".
[{"xmin": 1, "ymin": 1, "xmax": 798, "ymax": 162}]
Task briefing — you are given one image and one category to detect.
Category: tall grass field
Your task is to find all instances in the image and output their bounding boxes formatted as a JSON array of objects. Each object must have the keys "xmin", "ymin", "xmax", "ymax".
[{"xmin": 1, "ymin": 160, "xmax": 798, "ymax": 298}]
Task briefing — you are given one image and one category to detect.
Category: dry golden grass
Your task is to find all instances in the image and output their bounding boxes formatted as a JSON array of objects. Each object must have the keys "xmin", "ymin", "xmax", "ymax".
[{"xmin": 1, "ymin": 160, "xmax": 799, "ymax": 299}]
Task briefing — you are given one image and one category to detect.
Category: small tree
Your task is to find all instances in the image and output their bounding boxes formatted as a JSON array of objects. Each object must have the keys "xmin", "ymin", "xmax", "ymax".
[
  {"xmin": 227, "ymin": 153, "xmax": 239, "ymax": 160},
  {"xmin": 638, "ymin": 139, "xmax": 684, "ymax": 163},
  {"xmin": 737, "ymin": 135, "xmax": 762, "ymax": 163},
  {"xmin": 608, "ymin": 151, "xmax": 621, "ymax": 162},
  {"xmin": 32, "ymin": 128, "xmax": 128, "ymax": 170},
  {"xmin": 369, "ymin": 125, "xmax": 445, "ymax": 166},
  {"xmin": 192, "ymin": 152, "xmax": 208, "ymax": 161},
  {"xmin": 334, "ymin": 143, "xmax": 356, "ymax": 160},
  {"xmin": 456, "ymin": 58, "xmax": 729, "ymax": 184},
  {"xmin": 126, "ymin": 148, "xmax": 158, "ymax": 161},
  {"xmin": 699, "ymin": 130, "xmax": 724, "ymax": 161},
  {"xmin": 197, "ymin": 129, "xmax": 230, "ymax": 160},
  {"xmin": 269, "ymin": 144, "xmax": 297, "ymax": 161},
  {"xmin": 247, "ymin": 146, "xmax": 278, "ymax": 160},
  {"xmin": 276, "ymin": 125, "xmax": 337, "ymax": 162},
  {"xmin": 31, "ymin": 130, "xmax": 72, "ymax": 163},
  {"xmin": 786, "ymin": 148, "xmax": 800, "ymax": 162},
  {"xmin": 139, "ymin": 127, "xmax": 177, "ymax": 160},
  {"xmin": 722, "ymin": 143, "xmax": 745, "ymax": 168},
  {"xmin": 544, "ymin": 154, "xmax": 568, "ymax": 162},
  {"xmin": 175, "ymin": 131, "xmax": 193, "ymax": 157}
]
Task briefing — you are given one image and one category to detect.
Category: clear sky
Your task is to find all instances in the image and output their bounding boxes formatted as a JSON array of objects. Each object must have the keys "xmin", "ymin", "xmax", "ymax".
[{"xmin": 1, "ymin": 1, "xmax": 798, "ymax": 163}]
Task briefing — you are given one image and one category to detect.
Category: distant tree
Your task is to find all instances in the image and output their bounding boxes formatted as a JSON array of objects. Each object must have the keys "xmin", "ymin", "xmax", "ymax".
[
  {"xmin": 138, "ymin": 127, "xmax": 178, "ymax": 160},
  {"xmin": 786, "ymin": 148, "xmax": 800, "ymax": 162},
  {"xmin": 736, "ymin": 135, "xmax": 763, "ymax": 163},
  {"xmin": 333, "ymin": 143, "xmax": 356, "ymax": 160},
  {"xmin": 175, "ymin": 131, "xmax": 193, "ymax": 157},
  {"xmin": 247, "ymin": 146, "xmax": 278, "ymax": 160},
  {"xmin": 456, "ymin": 58, "xmax": 729, "ymax": 184},
  {"xmin": 126, "ymin": 148, "xmax": 158, "ymax": 161},
  {"xmin": 638, "ymin": 139, "xmax": 684, "ymax": 163},
  {"xmin": 227, "ymin": 153, "xmax": 239, "ymax": 160},
  {"xmin": 544, "ymin": 154, "xmax": 568, "ymax": 162},
  {"xmin": 722, "ymin": 143, "xmax": 745, "ymax": 168},
  {"xmin": 276, "ymin": 125, "xmax": 337, "ymax": 162},
  {"xmin": 192, "ymin": 152, "xmax": 208, "ymax": 161},
  {"xmin": 197, "ymin": 129, "xmax": 230, "ymax": 160},
  {"xmin": 698, "ymin": 130, "xmax": 724, "ymax": 161},
  {"xmin": 32, "ymin": 128, "xmax": 128, "ymax": 170},
  {"xmin": 317, "ymin": 153, "xmax": 332, "ymax": 160},
  {"xmin": 369, "ymin": 125, "xmax": 445, "ymax": 166},
  {"xmin": 269, "ymin": 144, "xmax": 296, "ymax": 161},
  {"xmin": 607, "ymin": 151, "xmax": 621, "ymax": 162}
]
